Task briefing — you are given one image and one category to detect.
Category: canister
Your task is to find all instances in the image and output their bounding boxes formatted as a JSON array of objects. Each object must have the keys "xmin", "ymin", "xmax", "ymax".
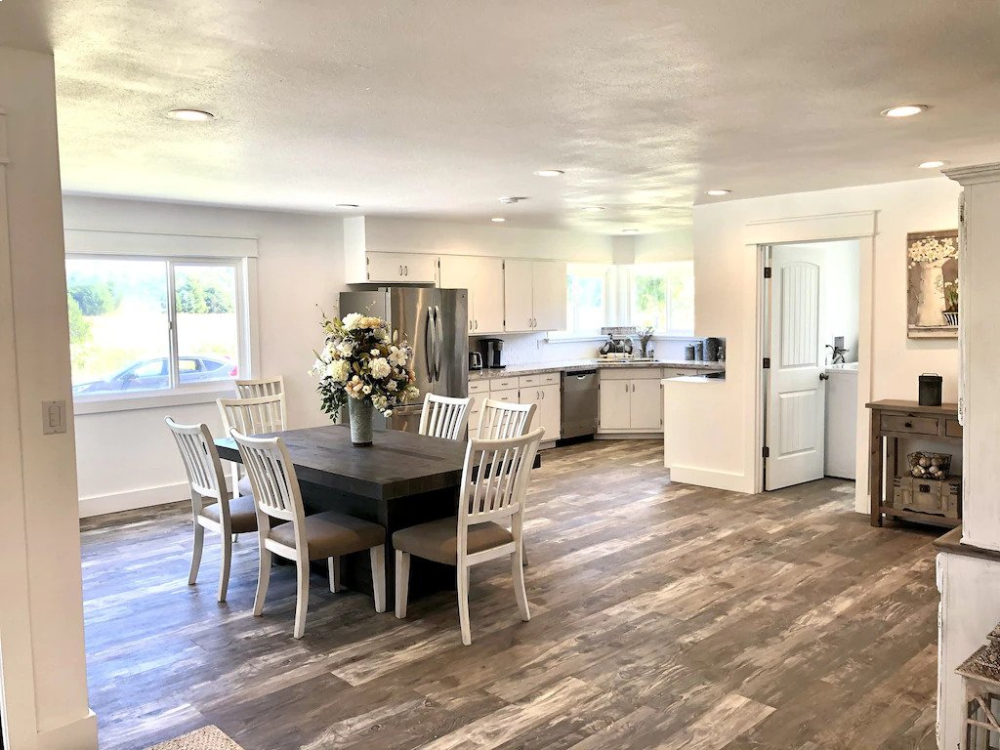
[{"xmin": 918, "ymin": 373, "xmax": 943, "ymax": 407}]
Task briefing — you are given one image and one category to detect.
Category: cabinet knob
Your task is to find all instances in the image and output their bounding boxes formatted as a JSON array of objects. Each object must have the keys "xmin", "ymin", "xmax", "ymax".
[{"xmin": 905, "ymin": 422, "xmax": 913, "ymax": 429}]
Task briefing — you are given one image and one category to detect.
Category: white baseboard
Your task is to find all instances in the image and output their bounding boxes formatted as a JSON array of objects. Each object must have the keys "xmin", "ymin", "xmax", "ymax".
[
  {"xmin": 37, "ymin": 709, "xmax": 98, "ymax": 750},
  {"xmin": 667, "ymin": 464, "xmax": 753, "ymax": 493},
  {"xmin": 595, "ymin": 432, "xmax": 663, "ymax": 440},
  {"xmin": 79, "ymin": 482, "xmax": 189, "ymax": 518}
]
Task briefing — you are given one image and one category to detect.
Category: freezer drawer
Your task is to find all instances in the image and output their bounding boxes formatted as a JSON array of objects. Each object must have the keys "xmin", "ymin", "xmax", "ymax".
[{"xmin": 561, "ymin": 370, "xmax": 598, "ymax": 439}]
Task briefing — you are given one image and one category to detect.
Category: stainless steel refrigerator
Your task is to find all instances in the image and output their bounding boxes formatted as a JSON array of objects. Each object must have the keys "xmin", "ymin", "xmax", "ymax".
[{"xmin": 339, "ymin": 287, "xmax": 469, "ymax": 434}]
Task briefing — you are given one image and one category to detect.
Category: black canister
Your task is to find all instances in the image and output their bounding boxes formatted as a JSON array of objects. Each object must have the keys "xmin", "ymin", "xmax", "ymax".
[{"xmin": 918, "ymin": 373, "xmax": 943, "ymax": 407}]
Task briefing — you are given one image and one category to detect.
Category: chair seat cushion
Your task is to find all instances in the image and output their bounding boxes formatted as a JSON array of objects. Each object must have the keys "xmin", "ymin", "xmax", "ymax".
[
  {"xmin": 269, "ymin": 510, "xmax": 385, "ymax": 560},
  {"xmin": 392, "ymin": 516, "xmax": 513, "ymax": 565},
  {"xmin": 202, "ymin": 495, "xmax": 258, "ymax": 534},
  {"xmin": 237, "ymin": 474, "xmax": 253, "ymax": 497}
]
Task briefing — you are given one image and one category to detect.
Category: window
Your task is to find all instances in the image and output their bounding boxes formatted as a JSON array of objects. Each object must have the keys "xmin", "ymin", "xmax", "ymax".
[
  {"xmin": 630, "ymin": 261, "xmax": 695, "ymax": 335},
  {"xmin": 565, "ymin": 263, "xmax": 610, "ymax": 335},
  {"xmin": 67, "ymin": 256, "xmax": 245, "ymax": 398}
]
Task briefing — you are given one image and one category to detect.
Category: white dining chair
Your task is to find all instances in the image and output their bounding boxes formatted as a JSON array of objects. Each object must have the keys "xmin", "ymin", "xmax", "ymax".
[
  {"xmin": 393, "ymin": 427, "xmax": 544, "ymax": 645},
  {"xmin": 165, "ymin": 417, "xmax": 258, "ymax": 603},
  {"xmin": 476, "ymin": 399, "xmax": 537, "ymax": 439},
  {"xmin": 218, "ymin": 393, "xmax": 287, "ymax": 499},
  {"xmin": 235, "ymin": 375, "xmax": 285, "ymax": 401},
  {"xmin": 418, "ymin": 393, "xmax": 475, "ymax": 440},
  {"xmin": 231, "ymin": 429, "xmax": 387, "ymax": 639}
]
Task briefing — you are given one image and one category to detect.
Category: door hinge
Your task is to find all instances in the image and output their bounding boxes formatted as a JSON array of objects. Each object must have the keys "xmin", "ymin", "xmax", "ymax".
[
  {"xmin": 763, "ymin": 266, "xmax": 772, "ymax": 279},
  {"xmin": 762, "ymin": 446, "xmax": 770, "ymax": 458},
  {"xmin": 762, "ymin": 357, "xmax": 771, "ymax": 369}
]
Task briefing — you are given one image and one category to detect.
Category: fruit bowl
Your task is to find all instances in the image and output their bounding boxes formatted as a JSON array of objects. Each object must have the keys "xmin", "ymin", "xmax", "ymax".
[{"xmin": 907, "ymin": 451, "xmax": 951, "ymax": 480}]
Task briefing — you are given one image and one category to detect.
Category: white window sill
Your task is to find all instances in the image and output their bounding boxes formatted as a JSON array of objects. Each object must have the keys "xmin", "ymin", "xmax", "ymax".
[
  {"xmin": 545, "ymin": 333, "xmax": 698, "ymax": 343},
  {"xmin": 73, "ymin": 385, "xmax": 236, "ymax": 416}
]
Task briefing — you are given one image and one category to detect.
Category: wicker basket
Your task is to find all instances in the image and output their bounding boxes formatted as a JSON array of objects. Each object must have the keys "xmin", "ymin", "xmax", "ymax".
[{"xmin": 907, "ymin": 451, "xmax": 951, "ymax": 480}]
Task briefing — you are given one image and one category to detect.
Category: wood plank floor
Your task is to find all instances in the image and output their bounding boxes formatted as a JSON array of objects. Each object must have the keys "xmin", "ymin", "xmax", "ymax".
[{"xmin": 80, "ymin": 440, "xmax": 941, "ymax": 750}]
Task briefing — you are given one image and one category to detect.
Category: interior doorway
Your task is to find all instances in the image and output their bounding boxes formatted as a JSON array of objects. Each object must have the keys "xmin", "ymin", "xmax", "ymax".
[{"xmin": 761, "ymin": 239, "xmax": 862, "ymax": 491}]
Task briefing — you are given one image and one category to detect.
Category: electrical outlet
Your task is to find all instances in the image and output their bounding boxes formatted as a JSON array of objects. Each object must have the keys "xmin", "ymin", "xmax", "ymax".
[{"xmin": 42, "ymin": 400, "xmax": 66, "ymax": 435}]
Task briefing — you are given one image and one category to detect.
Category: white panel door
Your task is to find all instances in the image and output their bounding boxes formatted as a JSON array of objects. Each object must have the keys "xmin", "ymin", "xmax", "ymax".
[
  {"xmin": 504, "ymin": 259, "xmax": 534, "ymax": 333},
  {"xmin": 766, "ymin": 246, "xmax": 828, "ymax": 490},
  {"xmin": 438, "ymin": 255, "xmax": 477, "ymax": 334},
  {"xmin": 473, "ymin": 257, "xmax": 505, "ymax": 334},
  {"xmin": 600, "ymin": 378, "xmax": 631, "ymax": 431},
  {"xmin": 630, "ymin": 379, "xmax": 663, "ymax": 431},
  {"xmin": 539, "ymin": 383, "xmax": 561, "ymax": 440},
  {"xmin": 532, "ymin": 261, "xmax": 568, "ymax": 331}
]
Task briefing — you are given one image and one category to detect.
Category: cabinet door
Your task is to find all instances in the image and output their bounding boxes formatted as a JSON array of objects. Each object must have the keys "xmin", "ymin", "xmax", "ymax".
[
  {"xmin": 504, "ymin": 259, "xmax": 534, "ymax": 333},
  {"xmin": 439, "ymin": 256, "xmax": 478, "ymax": 334},
  {"xmin": 518, "ymin": 387, "xmax": 542, "ymax": 432},
  {"xmin": 365, "ymin": 252, "xmax": 407, "ymax": 282},
  {"xmin": 473, "ymin": 258, "xmax": 505, "ymax": 334},
  {"xmin": 532, "ymin": 261, "xmax": 568, "ymax": 331},
  {"xmin": 539, "ymin": 383, "xmax": 561, "ymax": 441},
  {"xmin": 600, "ymin": 378, "xmax": 631, "ymax": 431},
  {"xmin": 630, "ymin": 379, "xmax": 663, "ymax": 431}
]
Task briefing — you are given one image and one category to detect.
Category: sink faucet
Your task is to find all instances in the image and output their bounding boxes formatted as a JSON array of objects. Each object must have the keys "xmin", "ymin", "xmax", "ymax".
[{"xmin": 826, "ymin": 343, "xmax": 847, "ymax": 365}]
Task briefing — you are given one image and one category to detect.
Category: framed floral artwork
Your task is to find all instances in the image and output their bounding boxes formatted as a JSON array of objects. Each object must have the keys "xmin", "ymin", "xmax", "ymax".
[{"xmin": 907, "ymin": 229, "xmax": 959, "ymax": 339}]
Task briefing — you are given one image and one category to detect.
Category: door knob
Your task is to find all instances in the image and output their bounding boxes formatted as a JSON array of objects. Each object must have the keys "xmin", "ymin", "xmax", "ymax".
[{"xmin": 819, "ymin": 373, "xmax": 830, "ymax": 381}]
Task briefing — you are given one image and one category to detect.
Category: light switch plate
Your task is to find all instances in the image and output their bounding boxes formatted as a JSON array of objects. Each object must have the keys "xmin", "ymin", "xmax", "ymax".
[{"xmin": 42, "ymin": 400, "xmax": 66, "ymax": 435}]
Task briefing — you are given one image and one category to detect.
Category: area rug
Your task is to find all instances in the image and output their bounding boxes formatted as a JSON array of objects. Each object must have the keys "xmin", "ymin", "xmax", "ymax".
[{"xmin": 146, "ymin": 725, "xmax": 245, "ymax": 750}]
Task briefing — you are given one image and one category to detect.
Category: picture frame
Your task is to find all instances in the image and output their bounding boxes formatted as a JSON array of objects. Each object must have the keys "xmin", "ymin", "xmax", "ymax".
[{"xmin": 907, "ymin": 229, "xmax": 959, "ymax": 339}]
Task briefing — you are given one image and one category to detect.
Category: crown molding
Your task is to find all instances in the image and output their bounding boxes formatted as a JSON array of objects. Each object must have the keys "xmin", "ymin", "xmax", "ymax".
[{"xmin": 943, "ymin": 162, "xmax": 1000, "ymax": 186}]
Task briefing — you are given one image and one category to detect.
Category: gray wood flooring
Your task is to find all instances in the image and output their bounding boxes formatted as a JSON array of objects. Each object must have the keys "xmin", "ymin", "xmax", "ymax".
[{"xmin": 80, "ymin": 440, "xmax": 940, "ymax": 750}]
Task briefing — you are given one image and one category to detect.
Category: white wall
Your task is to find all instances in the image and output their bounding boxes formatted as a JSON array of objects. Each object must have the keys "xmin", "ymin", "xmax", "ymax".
[
  {"xmin": 63, "ymin": 197, "xmax": 344, "ymax": 516},
  {"xmin": 671, "ymin": 178, "xmax": 960, "ymax": 495},
  {"xmin": 0, "ymin": 48, "xmax": 97, "ymax": 749}
]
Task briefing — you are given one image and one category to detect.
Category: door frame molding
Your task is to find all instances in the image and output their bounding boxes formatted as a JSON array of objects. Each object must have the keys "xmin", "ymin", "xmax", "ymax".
[{"xmin": 748, "ymin": 211, "xmax": 876, "ymax": 514}]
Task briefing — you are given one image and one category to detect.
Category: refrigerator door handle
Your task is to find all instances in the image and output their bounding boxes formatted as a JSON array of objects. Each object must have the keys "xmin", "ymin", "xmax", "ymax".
[
  {"xmin": 424, "ymin": 306, "xmax": 434, "ymax": 382},
  {"xmin": 434, "ymin": 305, "xmax": 444, "ymax": 382}
]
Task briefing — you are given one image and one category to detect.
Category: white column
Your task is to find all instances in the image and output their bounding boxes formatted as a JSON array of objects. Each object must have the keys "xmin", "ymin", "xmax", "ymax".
[
  {"xmin": 944, "ymin": 163, "xmax": 1000, "ymax": 551},
  {"xmin": 0, "ymin": 48, "xmax": 98, "ymax": 750}
]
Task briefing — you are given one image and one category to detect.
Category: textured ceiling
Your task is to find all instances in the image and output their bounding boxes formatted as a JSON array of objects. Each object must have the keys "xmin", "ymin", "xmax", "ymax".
[{"xmin": 1, "ymin": 0, "xmax": 999, "ymax": 233}]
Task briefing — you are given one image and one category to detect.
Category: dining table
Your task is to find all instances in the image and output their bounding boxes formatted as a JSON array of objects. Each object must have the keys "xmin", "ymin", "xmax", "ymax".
[{"xmin": 215, "ymin": 424, "xmax": 540, "ymax": 601}]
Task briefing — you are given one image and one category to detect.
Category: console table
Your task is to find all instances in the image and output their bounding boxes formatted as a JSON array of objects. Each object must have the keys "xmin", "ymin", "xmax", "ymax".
[{"xmin": 868, "ymin": 399, "xmax": 963, "ymax": 528}]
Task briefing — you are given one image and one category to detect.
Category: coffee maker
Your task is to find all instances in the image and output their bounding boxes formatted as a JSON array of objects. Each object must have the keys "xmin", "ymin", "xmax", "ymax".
[{"xmin": 479, "ymin": 338, "xmax": 505, "ymax": 369}]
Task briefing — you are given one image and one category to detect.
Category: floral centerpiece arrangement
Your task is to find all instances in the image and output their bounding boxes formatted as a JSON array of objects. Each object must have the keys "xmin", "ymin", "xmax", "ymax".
[{"xmin": 311, "ymin": 312, "xmax": 419, "ymax": 445}]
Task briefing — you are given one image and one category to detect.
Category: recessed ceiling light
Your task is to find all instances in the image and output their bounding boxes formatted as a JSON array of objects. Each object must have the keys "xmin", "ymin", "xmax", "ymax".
[
  {"xmin": 491, "ymin": 217, "xmax": 506, "ymax": 223},
  {"xmin": 335, "ymin": 203, "xmax": 360, "ymax": 208},
  {"xmin": 533, "ymin": 169, "xmax": 565, "ymax": 177},
  {"xmin": 622, "ymin": 229, "xmax": 639, "ymax": 234},
  {"xmin": 880, "ymin": 104, "xmax": 929, "ymax": 118},
  {"xmin": 166, "ymin": 109, "xmax": 215, "ymax": 122},
  {"xmin": 705, "ymin": 189, "xmax": 731, "ymax": 197},
  {"xmin": 580, "ymin": 205, "xmax": 605, "ymax": 212},
  {"xmin": 917, "ymin": 160, "xmax": 948, "ymax": 169}
]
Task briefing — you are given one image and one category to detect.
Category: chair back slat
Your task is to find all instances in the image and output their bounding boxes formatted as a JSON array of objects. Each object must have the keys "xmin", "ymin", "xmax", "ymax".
[
  {"xmin": 165, "ymin": 417, "xmax": 227, "ymax": 510},
  {"xmin": 476, "ymin": 400, "xmax": 536, "ymax": 440},
  {"xmin": 459, "ymin": 428, "xmax": 543, "ymax": 528},
  {"xmin": 218, "ymin": 394, "xmax": 286, "ymax": 436},
  {"xmin": 235, "ymin": 376, "xmax": 285, "ymax": 400},
  {"xmin": 419, "ymin": 393, "xmax": 474, "ymax": 440},
  {"xmin": 230, "ymin": 430, "xmax": 305, "ymax": 526}
]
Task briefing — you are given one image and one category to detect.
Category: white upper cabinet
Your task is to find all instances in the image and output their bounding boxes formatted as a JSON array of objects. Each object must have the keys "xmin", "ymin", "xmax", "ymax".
[
  {"xmin": 364, "ymin": 252, "xmax": 438, "ymax": 284},
  {"xmin": 439, "ymin": 256, "xmax": 505, "ymax": 335},
  {"xmin": 503, "ymin": 259, "xmax": 535, "ymax": 333},
  {"xmin": 503, "ymin": 259, "xmax": 567, "ymax": 333}
]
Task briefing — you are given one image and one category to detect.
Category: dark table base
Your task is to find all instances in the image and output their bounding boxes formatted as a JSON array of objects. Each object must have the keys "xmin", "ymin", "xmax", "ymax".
[{"xmin": 300, "ymin": 480, "xmax": 458, "ymax": 601}]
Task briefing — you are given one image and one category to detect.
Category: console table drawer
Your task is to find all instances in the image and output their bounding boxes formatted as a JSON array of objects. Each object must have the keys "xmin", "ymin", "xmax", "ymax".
[
  {"xmin": 880, "ymin": 414, "xmax": 940, "ymax": 436},
  {"xmin": 945, "ymin": 418, "xmax": 963, "ymax": 438}
]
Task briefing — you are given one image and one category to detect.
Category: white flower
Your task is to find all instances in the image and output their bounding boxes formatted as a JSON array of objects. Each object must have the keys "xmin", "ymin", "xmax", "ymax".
[
  {"xmin": 385, "ymin": 409, "xmax": 393, "ymax": 417},
  {"xmin": 362, "ymin": 384, "xmax": 372, "ymax": 395},
  {"xmin": 369, "ymin": 357, "xmax": 391, "ymax": 379},
  {"xmin": 372, "ymin": 394, "xmax": 388, "ymax": 412},
  {"xmin": 342, "ymin": 312, "xmax": 362, "ymax": 330},
  {"xmin": 386, "ymin": 379, "xmax": 398, "ymax": 392},
  {"xmin": 337, "ymin": 341, "xmax": 354, "ymax": 357},
  {"xmin": 327, "ymin": 360, "xmax": 350, "ymax": 383},
  {"xmin": 388, "ymin": 346, "xmax": 407, "ymax": 367}
]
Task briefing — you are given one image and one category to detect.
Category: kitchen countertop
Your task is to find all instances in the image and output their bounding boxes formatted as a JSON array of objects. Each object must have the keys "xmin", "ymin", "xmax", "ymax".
[{"xmin": 469, "ymin": 358, "xmax": 725, "ymax": 380}]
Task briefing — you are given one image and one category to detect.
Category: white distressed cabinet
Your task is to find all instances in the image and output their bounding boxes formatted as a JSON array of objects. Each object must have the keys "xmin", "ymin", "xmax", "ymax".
[
  {"xmin": 503, "ymin": 259, "xmax": 568, "ymax": 333},
  {"xmin": 439, "ymin": 256, "xmax": 505, "ymax": 334},
  {"xmin": 518, "ymin": 374, "xmax": 561, "ymax": 441}
]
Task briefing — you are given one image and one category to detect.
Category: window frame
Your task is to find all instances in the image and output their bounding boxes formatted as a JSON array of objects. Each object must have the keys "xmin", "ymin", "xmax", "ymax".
[
  {"xmin": 626, "ymin": 260, "xmax": 696, "ymax": 337},
  {"xmin": 67, "ymin": 252, "xmax": 253, "ymax": 414},
  {"xmin": 550, "ymin": 262, "xmax": 615, "ymax": 340}
]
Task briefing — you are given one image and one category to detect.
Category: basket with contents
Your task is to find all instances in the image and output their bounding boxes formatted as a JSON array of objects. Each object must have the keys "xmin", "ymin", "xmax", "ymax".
[{"xmin": 907, "ymin": 451, "xmax": 951, "ymax": 480}]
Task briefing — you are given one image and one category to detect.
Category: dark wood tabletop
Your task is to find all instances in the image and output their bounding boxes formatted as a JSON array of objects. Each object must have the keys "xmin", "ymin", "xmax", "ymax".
[{"xmin": 215, "ymin": 425, "xmax": 470, "ymax": 501}]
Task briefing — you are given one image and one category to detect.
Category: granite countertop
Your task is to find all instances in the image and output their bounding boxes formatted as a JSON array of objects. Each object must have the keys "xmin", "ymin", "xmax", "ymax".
[{"xmin": 469, "ymin": 358, "xmax": 725, "ymax": 380}]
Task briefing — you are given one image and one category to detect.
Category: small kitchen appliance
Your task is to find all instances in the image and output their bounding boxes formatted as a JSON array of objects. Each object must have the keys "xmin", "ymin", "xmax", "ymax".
[
  {"xmin": 480, "ymin": 337, "xmax": 505, "ymax": 369},
  {"xmin": 469, "ymin": 351, "xmax": 483, "ymax": 371}
]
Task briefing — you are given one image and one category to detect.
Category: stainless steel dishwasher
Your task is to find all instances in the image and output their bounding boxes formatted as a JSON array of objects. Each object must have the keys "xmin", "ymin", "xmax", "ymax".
[{"xmin": 561, "ymin": 370, "xmax": 599, "ymax": 441}]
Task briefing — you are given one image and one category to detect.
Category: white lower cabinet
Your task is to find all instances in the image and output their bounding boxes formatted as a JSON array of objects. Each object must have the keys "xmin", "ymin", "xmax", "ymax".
[
  {"xmin": 599, "ymin": 368, "xmax": 665, "ymax": 434},
  {"xmin": 518, "ymin": 376, "xmax": 560, "ymax": 441}
]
